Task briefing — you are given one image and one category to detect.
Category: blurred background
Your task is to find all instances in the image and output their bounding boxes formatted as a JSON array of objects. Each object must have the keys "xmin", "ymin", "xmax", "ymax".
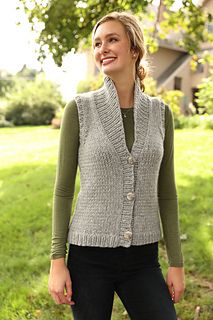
[{"xmin": 0, "ymin": 0, "xmax": 212, "ymax": 319}]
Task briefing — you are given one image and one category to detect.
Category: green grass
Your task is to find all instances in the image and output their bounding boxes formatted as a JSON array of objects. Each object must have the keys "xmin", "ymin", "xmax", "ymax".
[{"xmin": 0, "ymin": 126, "xmax": 212, "ymax": 320}]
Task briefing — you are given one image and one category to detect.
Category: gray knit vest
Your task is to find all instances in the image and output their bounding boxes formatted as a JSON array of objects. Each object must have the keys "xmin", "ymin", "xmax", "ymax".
[{"xmin": 67, "ymin": 76, "xmax": 165, "ymax": 248}]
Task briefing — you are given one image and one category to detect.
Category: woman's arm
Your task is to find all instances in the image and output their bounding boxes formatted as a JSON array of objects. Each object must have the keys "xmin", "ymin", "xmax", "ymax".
[
  {"xmin": 158, "ymin": 104, "xmax": 183, "ymax": 267},
  {"xmin": 50, "ymin": 99, "xmax": 79, "ymax": 259},
  {"xmin": 48, "ymin": 100, "xmax": 79, "ymax": 305},
  {"xmin": 158, "ymin": 104, "xmax": 185, "ymax": 302}
]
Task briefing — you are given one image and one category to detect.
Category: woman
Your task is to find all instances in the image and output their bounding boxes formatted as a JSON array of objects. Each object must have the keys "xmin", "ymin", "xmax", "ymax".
[{"xmin": 48, "ymin": 11, "xmax": 185, "ymax": 320}]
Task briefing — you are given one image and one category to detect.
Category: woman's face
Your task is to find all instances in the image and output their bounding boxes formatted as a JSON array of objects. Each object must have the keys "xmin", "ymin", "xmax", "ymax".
[{"xmin": 93, "ymin": 20, "xmax": 137, "ymax": 79}]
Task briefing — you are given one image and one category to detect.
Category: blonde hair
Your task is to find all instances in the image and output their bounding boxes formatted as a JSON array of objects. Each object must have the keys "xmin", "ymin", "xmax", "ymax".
[{"xmin": 92, "ymin": 11, "xmax": 147, "ymax": 92}]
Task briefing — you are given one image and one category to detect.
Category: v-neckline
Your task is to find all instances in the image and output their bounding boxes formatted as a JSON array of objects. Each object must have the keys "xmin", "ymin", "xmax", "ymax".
[{"xmin": 94, "ymin": 76, "xmax": 150, "ymax": 161}]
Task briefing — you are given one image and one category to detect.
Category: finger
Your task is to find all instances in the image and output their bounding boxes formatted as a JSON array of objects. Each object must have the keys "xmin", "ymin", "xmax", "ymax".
[
  {"xmin": 51, "ymin": 290, "xmax": 68, "ymax": 305},
  {"xmin": 65, "ymin": 294, "xmax": 75, "ymax": 305},
  {"xmin": 167, "ymin": 282, "xmax": 174, "ymax": 301},
  {"xmin": 51, "ymin": 292, "xmax": 62, "ymax": 305},
  {"xmin": 173, "ymin": 288, "xmax": 184, "ymax": 303},
  {"xmin": 65, "ymin": 279, "xmax": 74, "ymax": 304},
  {"xmin": 173, "ymin": 282, "xmax": 185, "ymax": 303},
  {"xmin": 58, "ymin": 292, "xmax": 71, "ymax": 305}
]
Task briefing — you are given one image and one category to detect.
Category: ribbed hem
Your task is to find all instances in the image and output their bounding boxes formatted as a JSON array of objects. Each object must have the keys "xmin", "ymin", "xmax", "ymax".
[
  {"xmin": 68, "ymin": 232, "xmax": 162, "ymax": 248},
  {"xmin": 132, "ymin": 232, "xmax": 162, "ymax": 245},
  {"xmin": 68, "ymin": 233, "xmax": 120, "ymax": 247}
]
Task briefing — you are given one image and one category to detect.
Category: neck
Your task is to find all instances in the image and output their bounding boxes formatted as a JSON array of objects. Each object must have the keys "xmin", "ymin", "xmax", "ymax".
[{"xmin": 109, "ymin": 76, "xmax": 135, "ymax": 108}]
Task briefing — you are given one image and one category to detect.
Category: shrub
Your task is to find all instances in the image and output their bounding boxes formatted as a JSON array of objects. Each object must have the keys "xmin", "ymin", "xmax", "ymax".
[
  {"xmin": 200, "ymin": 115, "xmax": 213, "ymax": 129},
  {"xmin": 77, "ymin": 74, "xmax": 103, "ymax": 93},
  {"xmin": 174, "ymin": 114, "xmax": 213, "ymax": 129},
  {"xmin": 5, "ymin": 75, "xmax": 64, "ymax": 126},
  {"xmin": 144, "ymin": 77, "xmax": 158, "ymax": 96},
  {"xmin": 0, "ymin": 78, "xmax": 14, "ymax": 97},
  {"xmin": 0, "ymin": 116, "xmax": 14, "ymax": 128},
  {"xmin": 196, "ymin": 72, "xmax": 213, "ymax": 115}
]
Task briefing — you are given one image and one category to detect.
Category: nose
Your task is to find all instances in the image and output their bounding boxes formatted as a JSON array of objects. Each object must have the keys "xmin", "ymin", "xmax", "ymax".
[{"xmin": 99, "ymin": 42, "xmax": 109, "ymax": 55}]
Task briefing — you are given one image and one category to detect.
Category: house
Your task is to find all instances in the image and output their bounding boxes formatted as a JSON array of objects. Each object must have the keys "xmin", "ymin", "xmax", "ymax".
[
  {"xmin": 149, "ymin": 0, "xmax": 213, "ymax": 114},
  {"xmin": 85, "ymin": 0, "xmax": 213, "ymax": 114}
]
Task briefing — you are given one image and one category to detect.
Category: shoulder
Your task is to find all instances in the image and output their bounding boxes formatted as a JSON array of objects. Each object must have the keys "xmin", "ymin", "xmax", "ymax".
[
  {"xmin": 72, "ymin": 88, "xmax": 102, "ymax": 113},
  {"xmin": 164, "ymin": 104, "xmax": 174, "ymax": 124},
  {"xmin": 63, "ymin": 99, "xmax": 78, "ymax": 118},
  {"xmin": 60, "ymin": 99, "xmax": 79, "ymax": 133},
  {"xmin": 144, "ymin": 93, "xmax": 173, "ymax": 119},
  {"xmin": 74, "ymin": 87, "xmax": 102, "ymax": 102},
  {"xmin": 141, "ymin": 91, "xmax": 165, "ymax": 112}
]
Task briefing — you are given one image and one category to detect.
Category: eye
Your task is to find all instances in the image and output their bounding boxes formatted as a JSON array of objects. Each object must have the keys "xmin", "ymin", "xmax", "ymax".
[
  {"xmin": 109, "ymin": 37, "xmax": 118, "ymax": 43},
  {"xmin": 94, "ymin": 42, "xmax": 101, "ymax": 48}
]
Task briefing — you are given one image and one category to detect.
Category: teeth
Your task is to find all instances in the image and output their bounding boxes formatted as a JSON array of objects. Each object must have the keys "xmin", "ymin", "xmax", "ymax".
[{"xmin": 102, "ymin": 57, "xmax": 116, "ymax": 63}]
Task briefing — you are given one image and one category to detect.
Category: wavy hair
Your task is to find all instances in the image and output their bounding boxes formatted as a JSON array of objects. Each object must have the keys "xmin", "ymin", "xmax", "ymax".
[{"xmin": 92, "ymin": 11, "xmax": 148, "ymax": 91}]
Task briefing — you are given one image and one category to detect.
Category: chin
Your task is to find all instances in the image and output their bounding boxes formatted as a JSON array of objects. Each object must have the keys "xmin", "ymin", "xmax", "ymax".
[{"xmin": 101, "ymin": 66, "xmax": 121, "ymax": 78}]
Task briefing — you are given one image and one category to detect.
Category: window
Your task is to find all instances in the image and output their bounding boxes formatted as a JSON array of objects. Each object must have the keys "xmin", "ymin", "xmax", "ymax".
[
  {"xmin": 196, "ymin": 62, "xmax": 204, "ymax": 73},
  {"xmin": 206, "ymin": 23, "xmax": 213, "ymax": 34},
  {"xmin": 174, "ymin": 77, "xmax": 182, "ymax": 90}
]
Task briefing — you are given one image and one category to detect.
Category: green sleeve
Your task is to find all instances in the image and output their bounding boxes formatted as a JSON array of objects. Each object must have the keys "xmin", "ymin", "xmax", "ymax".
[
  {"xmin": 50, "ymin": 100, "xmax": 79, "ymax": 260},
  {"xmin": 158, "ymin": 105, "xmax": 184, "ymax": 267}
]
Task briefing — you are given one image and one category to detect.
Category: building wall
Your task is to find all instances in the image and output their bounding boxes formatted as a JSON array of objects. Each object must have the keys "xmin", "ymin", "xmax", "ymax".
[
  {"xmin": 159, "ymin": 59, "xmax": 192, "ymax": 113},
  {"xmin": 148, "ymin": 48, "xmax": 182, "ymax": 79},
  {"xmin": 203, "ymin": 0, "xmax": 213, "ymax": 11}
]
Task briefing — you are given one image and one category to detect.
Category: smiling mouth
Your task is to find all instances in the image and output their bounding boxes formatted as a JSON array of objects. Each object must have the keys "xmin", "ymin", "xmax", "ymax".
[{"xmin": 101, "ymin": 57, "xmax": 117, "ymax": 65}]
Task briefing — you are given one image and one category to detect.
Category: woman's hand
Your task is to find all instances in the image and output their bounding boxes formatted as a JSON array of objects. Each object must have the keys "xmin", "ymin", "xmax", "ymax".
[
  {"xmin": 48, "ymin": 258, "xmax": 75, "ymax": 305},
  {"xmin": 166, "ymin": 267, "xmax": 185, "ymax": 303}
]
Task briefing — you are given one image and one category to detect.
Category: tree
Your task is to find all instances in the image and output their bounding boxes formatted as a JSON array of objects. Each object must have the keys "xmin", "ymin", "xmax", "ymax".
[
  {"xmin": 192, "ymin": 53, "xmax": 213, "ymax": 115},
  {"xmin": 0, "ymin": 78, "xmax": 14, "ymax": 98},
  {"xmin": 195, "ymin": 72, "xmax": 213, "ymax": 115},
  {"xmin": 5, "ymin": 74, "xmax": 64, "ymax": 125},
  {"xmin": 17, "ymin": 0, "xmax": 212, "ymax": 66}
]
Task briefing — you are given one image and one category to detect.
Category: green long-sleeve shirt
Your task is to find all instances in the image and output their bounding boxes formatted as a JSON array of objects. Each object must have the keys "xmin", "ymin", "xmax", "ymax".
[{"xmin": 51, "ymin": 99, "xmax": 183, "ymax": 267}]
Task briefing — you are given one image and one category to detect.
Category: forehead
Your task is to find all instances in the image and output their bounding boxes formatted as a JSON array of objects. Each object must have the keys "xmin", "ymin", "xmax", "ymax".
[{"xmin": 94, "ymin": 20, "xmax": 127, "ymax": 40}]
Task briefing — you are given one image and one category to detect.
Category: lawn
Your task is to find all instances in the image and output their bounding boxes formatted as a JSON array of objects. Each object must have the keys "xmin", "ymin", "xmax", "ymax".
[{"xmin": 0, "ymin": 126, "xmax": 212, "ymax": 320}]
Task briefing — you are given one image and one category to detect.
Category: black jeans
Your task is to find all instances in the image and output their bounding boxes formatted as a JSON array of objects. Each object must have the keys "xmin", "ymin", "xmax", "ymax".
[{"xmin": 67, "ymin": 242, "xmax": 177, "ymax": 320}]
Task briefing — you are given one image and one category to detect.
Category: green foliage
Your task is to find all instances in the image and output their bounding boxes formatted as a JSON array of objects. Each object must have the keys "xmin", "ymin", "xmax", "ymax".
[
  {"xmin": 0, "ymin": 116, "xmax": 14, "ymax": 128},
  {"xmin": 174, "ymin": 114, "xmax": 213, "ymax": 129},
  {"xmin": 5, "ymin": 75, "xmax": 64, "ymax": 126},
  {"xmin": 144, "ymin": 77, "xmax": 158, "ymax": 96},
  {"xmin": 160, "ymin": 90, "xmax": 183, "ymax": 118},
  {"xmin": 144, "ymin": 77, "xmax": 183, "ymax": 119},
  {"xmin": 16, "ymin": 64, "xmax": 39, "ymax": 81},
  {"xmin": 17, "ymin": 0, "xmax": 211, "ymax": 66},
  {"xmin": 0, "ymin": 78, "xmax": 14, "ymax": 97},
  {"xmin": 201, "ymin": 115, "xmax": 213, "ymax": 129},
  {"xmin": 0, "ymin": 100, "xmax": 13, "ymax": 127},
  {"xmin": 160, "ymin": 0, "xmax": 210, "ymax": 55},
  {"xmin": 77, "ymin": 73, "xmax": 104, "ymax": 93},
  {"xmin": 195, "ymin": 72, "xmax": 213, "ymax": 115}
]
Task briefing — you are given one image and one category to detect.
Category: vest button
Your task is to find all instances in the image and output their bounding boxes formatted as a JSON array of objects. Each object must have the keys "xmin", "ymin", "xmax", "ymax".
[
  {"xmin": 128, "ymin": 156, "xmax": 135, "ymax": 165},
  {"xmin": 127, "ymin": 192, "xmax": 135, "ymax": 201},
  {"xmin": 124, "ymin": 231, "xmax": 132, "ymax": 240}
]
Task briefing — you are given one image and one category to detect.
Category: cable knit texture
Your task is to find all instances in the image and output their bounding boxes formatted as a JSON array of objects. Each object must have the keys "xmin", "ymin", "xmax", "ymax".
[{"xmin": 67, "ymin": 76, "xmax": 165, "ymax": 248}]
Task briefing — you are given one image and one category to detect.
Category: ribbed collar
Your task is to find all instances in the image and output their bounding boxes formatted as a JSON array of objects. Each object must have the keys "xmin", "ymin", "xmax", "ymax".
[{"xmin": 94, "ymin": 76, "xmax": 150, "ymax": 162}]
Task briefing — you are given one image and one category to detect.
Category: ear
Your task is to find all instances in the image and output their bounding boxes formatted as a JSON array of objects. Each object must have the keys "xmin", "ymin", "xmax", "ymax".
[
  {"xmin": 131, "ymin": 46, "xmax": 138, "ymax": 59},
  {"xmin": 132, "ymin": 50, "xmax": 138, "ymax": 59}
]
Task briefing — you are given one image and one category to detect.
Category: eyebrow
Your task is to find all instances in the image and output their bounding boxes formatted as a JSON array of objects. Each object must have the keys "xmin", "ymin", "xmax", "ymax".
[{"xmin": 94, "ymin": 32, "xmax": 120, "ymax": 42}]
